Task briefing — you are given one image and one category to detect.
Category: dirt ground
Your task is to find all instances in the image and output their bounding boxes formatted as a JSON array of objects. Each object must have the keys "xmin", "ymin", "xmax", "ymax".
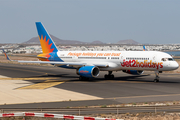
[
  {"xmin": 0, "ymin": 113, "xmax": 180, "ymax": 120},
  {"xmin": 92, "ymin": 112, "xmax": 180, "ymax": 120}
]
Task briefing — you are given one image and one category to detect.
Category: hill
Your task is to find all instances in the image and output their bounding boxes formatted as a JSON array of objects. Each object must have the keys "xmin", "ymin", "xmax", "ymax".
[
  {"xmin": 23, "ymin": 34, "xmax": 87, "ymax": 44},
  {"xmin": 117, "ymin": 39, "xmax": 139, "ymax": 44},
  {"xmin": 23, "ymin": 35, "xmax": 139, "ymax": 45},
  {"xmin": 90, "ymin": 41, "xmax": 104, "ymax": 44}
]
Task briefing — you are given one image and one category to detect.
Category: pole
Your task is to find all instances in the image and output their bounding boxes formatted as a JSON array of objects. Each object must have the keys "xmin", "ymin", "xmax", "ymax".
[
  {"xmin": 117, "ymin": 108, "xmax": 118, "ymax": 116},
  {"xmin": 79, "ymin": 108, "xmax": 80, "ymax": 115}
]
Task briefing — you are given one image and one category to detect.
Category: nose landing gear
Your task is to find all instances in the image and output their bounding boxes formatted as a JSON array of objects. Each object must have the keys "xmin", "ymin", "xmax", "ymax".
[
  {"xmin": 104, "ymin": 71, "xmax": 114, "ymax": 79},
  {"xmin": 154, "ymin": 71, "xmax": 159, "ymax": 82}
]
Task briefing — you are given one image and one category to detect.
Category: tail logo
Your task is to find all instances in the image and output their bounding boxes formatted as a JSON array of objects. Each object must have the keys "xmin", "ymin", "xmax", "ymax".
[
  {"xmin": 39, "ymin": 35, "xmax": 54, "ymax": 53},
  {"xmin": 36, "ymin": 22, "xmax": 58, "ymax": 54},
  {"xmin": 4, "ymin": 52, "xmax": 8, "ymax": 59}
]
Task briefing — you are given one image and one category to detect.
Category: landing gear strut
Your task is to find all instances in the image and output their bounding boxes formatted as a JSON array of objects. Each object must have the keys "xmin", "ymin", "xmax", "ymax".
[
  {"xmin": 154, "ymin": 71, "xmax": 159, "ymax": 82},
  {"xmin": 104, "ymin": 71, "xmax": 114, "ymax": 79}
]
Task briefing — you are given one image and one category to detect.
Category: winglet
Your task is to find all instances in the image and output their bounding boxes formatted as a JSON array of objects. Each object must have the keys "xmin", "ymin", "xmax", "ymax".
[
  {"xmin": 143, "ymin": 46, "xmax": 146, "ymax": 51},
  {"xmin": 2, "ymin": 49, "xmax": 11, "ymax": 61}
]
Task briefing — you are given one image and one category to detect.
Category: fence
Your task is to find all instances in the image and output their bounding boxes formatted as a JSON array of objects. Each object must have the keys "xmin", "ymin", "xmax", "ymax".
[{"xmin": 0, "ymin": 112, "xmax": 123, "ymax": 120}]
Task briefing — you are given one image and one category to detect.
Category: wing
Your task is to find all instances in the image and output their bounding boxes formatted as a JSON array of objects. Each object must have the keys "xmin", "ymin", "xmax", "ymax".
[
  {"xmin": 18, "ymin": 60, "xmax": 109, "ymax": 68},
  {"xmin": 2, "ymin": 49, "xmax": 109, "ymax": 68}
]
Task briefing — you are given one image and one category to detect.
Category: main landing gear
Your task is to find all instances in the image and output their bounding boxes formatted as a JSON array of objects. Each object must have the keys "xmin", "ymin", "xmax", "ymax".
[
  {"xmin": 154, "ymin": 71, "xmax": 160, "ymax": 83},
  {"xmin": 104, "ymin": 71, "xmax": 114, "ymax": 79},
  {"xmin": 79, "ymin": 76, "xmax": 89, "ymax": 80}
]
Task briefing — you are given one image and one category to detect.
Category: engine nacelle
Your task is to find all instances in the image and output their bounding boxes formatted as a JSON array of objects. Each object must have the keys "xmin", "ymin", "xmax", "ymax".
[
  {"xmin": 122, "ymin": 70, "xmax": 144, "ymax": 75},
  {"xmin": 77, "ymin": 66, "xmax": 100, "ymax": 78}
]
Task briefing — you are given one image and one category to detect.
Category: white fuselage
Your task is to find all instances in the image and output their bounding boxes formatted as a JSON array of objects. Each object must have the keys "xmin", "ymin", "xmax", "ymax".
[{"xmin": 55, "ymin": 51, "xmax": 179, "ymax": 71}]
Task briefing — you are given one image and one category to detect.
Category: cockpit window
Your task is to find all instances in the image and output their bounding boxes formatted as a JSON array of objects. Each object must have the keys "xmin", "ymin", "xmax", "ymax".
[
  {"xmin": 161, "ymin": 58, "xmax": 174, "ymax": 61},
  {"xmin": 168, "ymin": 58, "xmax": 174, "ymax": 61},
  {"xmin": 162, "ymin": 58, "xmax": 166, "ymax": 61}
]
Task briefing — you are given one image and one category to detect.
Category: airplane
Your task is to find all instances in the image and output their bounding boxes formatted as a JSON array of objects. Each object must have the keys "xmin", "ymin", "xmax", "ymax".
[
  {"xmin": 2, "ymin": 49, "xmax": 11, "ymax": 61},
  {"xmin": 2, "ymin": 22, "xmax": 179, "ymax": 82}
]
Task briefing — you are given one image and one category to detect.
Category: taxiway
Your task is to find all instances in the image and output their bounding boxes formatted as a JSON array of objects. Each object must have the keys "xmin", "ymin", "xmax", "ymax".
[{"xmin": 0, "ymin": 63, "xmax": 180, "ymax": 108}]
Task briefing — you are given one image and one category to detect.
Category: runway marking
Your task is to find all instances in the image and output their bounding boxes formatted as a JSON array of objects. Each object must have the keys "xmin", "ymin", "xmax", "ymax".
[
  {"xmin": 129, "ymin": 81, "xmax": 147, "ymax": 83},
  {"xmin": 116, "ymin": 81, "xmax": 147, "ymax": 83},
  {"xmin": 0, "ymin": 79, "xmax": 102, "ymax": 104},
  {"xmin": 107, "ymin": 93, "xmax": 180, "ymax": 100},
  {"xmin": 0, "ymin": 77, "xmax": 148, "ymax": 84},
  {"xmin": 17, "ymin": 80, "xmax": 66, "ymax": 89}
]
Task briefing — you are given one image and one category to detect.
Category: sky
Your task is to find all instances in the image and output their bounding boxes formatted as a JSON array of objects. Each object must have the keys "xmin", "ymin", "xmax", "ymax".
[{"xmin": 0, "ymin": 0, "xmax": 180, "ymax": 44}]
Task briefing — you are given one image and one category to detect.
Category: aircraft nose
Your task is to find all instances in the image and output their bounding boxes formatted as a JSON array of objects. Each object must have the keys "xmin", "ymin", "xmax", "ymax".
[{"xmin": 172, "ymin": 61, "xmax": 179, "ymax": 70}]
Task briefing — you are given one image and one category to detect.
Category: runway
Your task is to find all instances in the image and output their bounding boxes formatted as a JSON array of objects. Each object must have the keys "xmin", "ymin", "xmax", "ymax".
[{"xmin": 0, "ymin": 63, "xmax": 180, "ymax": 108}]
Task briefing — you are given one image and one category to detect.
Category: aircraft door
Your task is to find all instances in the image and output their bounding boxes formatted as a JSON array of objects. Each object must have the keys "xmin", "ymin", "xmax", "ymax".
[
  {"xmin": 153, "ymin": 54, "xmax": 156, "ymax": 64},
  {"xmin": 120, "ymin": 53, "xmax": 125, "ymax": 65}
]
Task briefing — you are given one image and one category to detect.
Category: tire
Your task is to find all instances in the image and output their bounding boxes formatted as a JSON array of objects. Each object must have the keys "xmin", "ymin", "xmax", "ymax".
[
  {"xmin": 111, "ymin": 75, "xmax": 114, "ymax": 79},
  {"xmin": 154, "ymin": 79, "xmax": 159, "ymax": 83},
  {"xmin": 104, "ymin": 74, "xmax": 108, "ymax": 79}
]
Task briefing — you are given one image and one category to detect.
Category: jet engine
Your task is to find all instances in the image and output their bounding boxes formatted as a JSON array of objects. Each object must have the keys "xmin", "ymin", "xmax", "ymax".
[
  {"xmin": 122, "ymin": 70, "xmax": 144, "ymax": 75},
  {"xmin": 77, "ymin": 66, "xmax": 100, "ymax": 78}
]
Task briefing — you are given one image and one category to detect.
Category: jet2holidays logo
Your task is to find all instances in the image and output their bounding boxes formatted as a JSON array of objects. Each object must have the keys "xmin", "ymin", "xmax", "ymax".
[{"xmin": 121, "ymin": 59, "xmax": 163, "ymax": 70}]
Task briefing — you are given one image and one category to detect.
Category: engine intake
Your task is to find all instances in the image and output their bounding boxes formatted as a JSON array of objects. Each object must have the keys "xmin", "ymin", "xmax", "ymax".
[{"xmin": 77, "ymin": 66, "xmax": 100, "ymax": 78}]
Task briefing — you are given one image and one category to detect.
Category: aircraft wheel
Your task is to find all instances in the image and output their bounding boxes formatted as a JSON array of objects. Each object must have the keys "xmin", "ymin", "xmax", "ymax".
[
  {"xmin": 79, "ymin": 76, "xmax": 83, "ymax": 80},
  {"xmin": 104, "ymin": 74, "xmax": 108, "ymax": 79},
  {"xmin": 104, "ymin": 74, "xmax": 114, "ymax": 79},
  {"xmin": 110, "ymin": 75, "xmax": 114, "ymax": 79},
  {"xmin": 85, "ymin": 77, "xmax": 89, "ymax": 80},
  {"xmin": 154, "ymin": 79, "xmax": 159, "ymax": 83}
]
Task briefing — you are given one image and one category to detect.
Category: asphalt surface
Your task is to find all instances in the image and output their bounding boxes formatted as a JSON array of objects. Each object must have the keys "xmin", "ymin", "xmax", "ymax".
[
  {"xmin": 0, "ymin": 63, "xmax": 180, "ymax": 108},
  {"xmin": 2, "ymin": 106, "xmax": 180, "ymax": 115}
]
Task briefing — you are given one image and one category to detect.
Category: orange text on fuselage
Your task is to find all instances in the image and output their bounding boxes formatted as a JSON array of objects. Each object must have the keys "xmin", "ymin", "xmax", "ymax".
[{"xmin": 67, "ymin": 52, "xmax": 121, "ymax": 57}]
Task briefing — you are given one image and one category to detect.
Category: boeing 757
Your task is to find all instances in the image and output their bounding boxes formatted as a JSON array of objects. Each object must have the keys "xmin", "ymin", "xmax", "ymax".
[{"xmin": 3, "ymin": 22, "xmax": 179, "ymax": 82}]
